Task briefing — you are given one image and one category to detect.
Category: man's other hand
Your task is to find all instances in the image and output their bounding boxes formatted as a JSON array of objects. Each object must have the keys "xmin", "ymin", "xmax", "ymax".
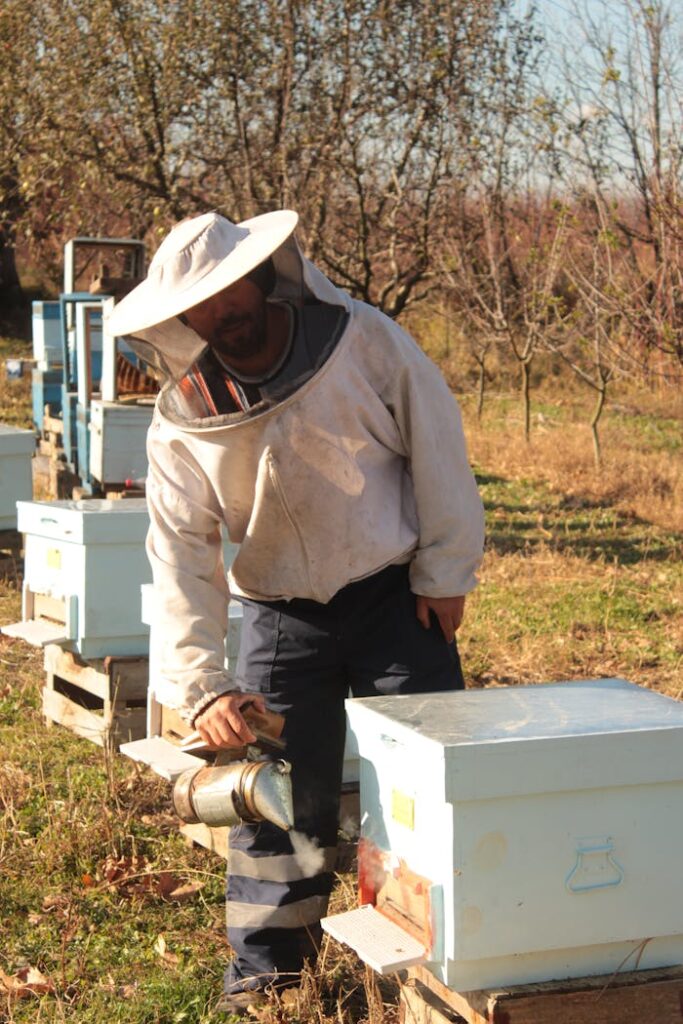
[
  {"xmin": 194, "ymin": 692, "xmax": 267, "ymax": 749},
  {"xmin": 415, "ymin": 594, "xmax": 466, "ymax": 643}
]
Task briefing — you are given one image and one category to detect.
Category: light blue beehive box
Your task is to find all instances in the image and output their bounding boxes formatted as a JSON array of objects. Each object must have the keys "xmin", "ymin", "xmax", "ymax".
[
  {"xmin": 32, "ymin": 301, "xmax": 62, "ymax": 369},
  {"xmin": 0, "ymin": 425, "xmax": 35, "ymax": 529},
  {"xmin": 324, "ymin": 680, "xmax": 683, "ymax": 990},
  {"xmin": 2, "ymin": 498, "xmax": 151, "ymax": 657}
]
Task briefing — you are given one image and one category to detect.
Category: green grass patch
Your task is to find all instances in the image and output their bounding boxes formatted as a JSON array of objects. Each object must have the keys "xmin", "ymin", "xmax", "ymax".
[{"xmin": 0, "ymin": 379, "xmax": 681, "ymax": 1021}]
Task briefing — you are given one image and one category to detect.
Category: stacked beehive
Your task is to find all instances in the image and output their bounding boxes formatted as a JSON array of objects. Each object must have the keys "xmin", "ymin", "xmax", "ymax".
[{"xmin": 2, "ymin": 498, "xmax": 152, "ymax": 749}]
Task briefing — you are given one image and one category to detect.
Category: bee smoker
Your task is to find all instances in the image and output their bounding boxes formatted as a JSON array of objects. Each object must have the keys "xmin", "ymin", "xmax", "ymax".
[{"xmin": 172, "ymin": 703, "xmax": 294, "ymax": 832}]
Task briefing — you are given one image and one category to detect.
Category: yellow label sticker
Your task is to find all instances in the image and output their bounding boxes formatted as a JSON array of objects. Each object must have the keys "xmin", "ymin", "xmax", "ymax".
[
  {"xmin": 391, "ymin": 789, "xmax": 415, "ymax": 830},
  {"xmin": 47, "ymin": 548, "xmax": 61, "ymax": 570}
]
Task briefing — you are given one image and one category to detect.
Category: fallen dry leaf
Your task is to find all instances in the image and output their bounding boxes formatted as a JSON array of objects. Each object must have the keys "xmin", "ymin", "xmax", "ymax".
[
  {"xmin": 118, "ymin": 982, "xmax": 139, "ymax": 998},
  {"xmin": 99, "ymin": 975, "xmax": 138, "ymax": 999},
  {"xmin": 140, "ymin": 811, "xmax": 177, "ymax": 831},
  {"xmin": 41, "ymin": 894, "xmax": 70, "ymax": 915},
  {"xmin": 0, "ymin": 965, "xmax": 56, "ymax": 999},
  {"xmin": 97, "ymin": 856, "xmax": 199, "ymax": 901},
  {"xmin": 100, "ymin": 854, "xmax": 149, "ymax": 887},
  {"xmin": 153, "ymin": 934, "xmax": 180, "ymax": 966},
  {"xmin": 164, "ymin": 881, "xmax": 205, "ymax": 902},
  {"xmin": 155, "ymin": 871, "xmax": 183, "ymax": 898}
]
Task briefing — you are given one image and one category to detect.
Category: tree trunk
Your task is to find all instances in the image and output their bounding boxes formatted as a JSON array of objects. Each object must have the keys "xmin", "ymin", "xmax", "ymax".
[
  {"xmin": 477, "ymin": 359, "xmax": 486, "ymax": 420},
  {"xmin": 0, "ymin": 226, "xmax": 27, "ymax": 335},
  {"xmin": 590, "ymin": 384, "xmax": 606, "ymax": 469},
  {"xmin": 521, "ymin": 357, "xmax": 532, "ymax": 441},
  {"xmin": 0, "ymin": 228, "xmax": 21, "ymax": 290}
]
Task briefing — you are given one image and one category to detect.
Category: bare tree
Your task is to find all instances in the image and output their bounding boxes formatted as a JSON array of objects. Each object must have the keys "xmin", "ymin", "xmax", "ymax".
[
  {"xmin": 440, "ymin": 6, "xmax": 571, "ymax": 435},
  {"xmin": 559, "ymin": 0, "xmax": 683, "ymax": 373},
  {"xmin": 5, "ymin": 0, "xmax": 545, "ymax": 322},
  {"xmin": 0, "ymin": 0, "xmax": 37, "ymax": 324}
]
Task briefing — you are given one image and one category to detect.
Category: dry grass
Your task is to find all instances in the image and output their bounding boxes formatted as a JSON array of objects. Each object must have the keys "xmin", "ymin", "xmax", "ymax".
[
  {"xmin": 462, "ymin": 547, "xmax": 683, "ymax": 697},
  {"xmin": 1, "ymin": 336, "xmax": 682, "ymax": 1021},
  {"xmin": 0, "ymin": 340, "xmax": 33, "ymax": 431},
  {"xmin": 455, "ymin": 384, "xmax": 683, "ymax": 701},
  {"xmin": 468, "ymin": 414, "xmax": 683, "ymax": 535}
]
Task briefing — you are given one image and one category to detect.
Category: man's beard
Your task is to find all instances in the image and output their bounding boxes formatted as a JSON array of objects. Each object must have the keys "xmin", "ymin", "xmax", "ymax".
[{"xmin": 209, "ymin": 310, "xmax": 267, "ymax": 363}]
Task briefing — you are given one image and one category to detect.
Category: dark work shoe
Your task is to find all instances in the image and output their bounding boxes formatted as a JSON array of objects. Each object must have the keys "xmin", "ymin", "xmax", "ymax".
[{"xmin": 215, "ymin": 990, "xmax": 269, "ymax": 1016}]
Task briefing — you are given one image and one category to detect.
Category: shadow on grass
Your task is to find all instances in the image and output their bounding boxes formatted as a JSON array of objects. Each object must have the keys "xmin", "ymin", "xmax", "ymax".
[{"xmin": 476, "ymin": 471, "xmax": 682, "ymax": 566}]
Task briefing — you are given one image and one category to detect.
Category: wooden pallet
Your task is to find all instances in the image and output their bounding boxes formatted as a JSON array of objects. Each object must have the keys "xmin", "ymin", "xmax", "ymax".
[
  {"xmin": 42, "ymin": 412, "xmax": 64, "ymax": 446},
  {"xmin": 42, "ymin": 643, "xmax": 148, "ymax": 750},
  {"xmin": 401, "ymin": 963, "xmax": 683, "ymax": 1024}
]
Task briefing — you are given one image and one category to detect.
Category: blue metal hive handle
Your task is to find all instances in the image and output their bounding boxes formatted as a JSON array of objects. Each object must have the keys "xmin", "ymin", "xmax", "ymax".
[{"xmin": 565, "ymin": 838, "xmax": 624, "ymax": 894}]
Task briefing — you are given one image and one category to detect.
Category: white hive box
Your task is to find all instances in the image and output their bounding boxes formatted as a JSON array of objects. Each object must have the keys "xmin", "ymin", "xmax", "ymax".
[
  {"xmin": 89, "ymin": 400, "xmax": 155, "ymax": 490},
  {"xmin": 0, "ymin": 426, "xmax": 35, "ymax": 529},
  {"xmin": 122, "ymin": 539, "xmax": 244, "ymax": 780},
  {"xmin": 324, "ymin": 680, "xmax": 683, "ymax": 990},
  {"xmin": 32, "ymin": 301, "xmax": 62, "ymax": 370},
  {"xmin": 2, "ymin": 499, "xmax": 151, "ymax": 658}
]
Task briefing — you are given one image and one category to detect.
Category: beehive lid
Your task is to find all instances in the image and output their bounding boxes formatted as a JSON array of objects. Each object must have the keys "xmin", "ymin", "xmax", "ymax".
[
  {"xmin": 17, "ymin": 498, "xmax": 149, "ymax": 544},
  {"xmin": 346, "ymin": 680, "xmax": 683, "ymax": 799},
  {"xmin": 0, "ymin": 424, "xmax": 36, "ymax": 455}
]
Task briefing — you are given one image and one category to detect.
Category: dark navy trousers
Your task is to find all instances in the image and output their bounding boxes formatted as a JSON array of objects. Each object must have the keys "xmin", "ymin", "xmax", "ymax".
[{"xmin": 225, "ymin": 563, "xmax": 464, "ymax": 994}]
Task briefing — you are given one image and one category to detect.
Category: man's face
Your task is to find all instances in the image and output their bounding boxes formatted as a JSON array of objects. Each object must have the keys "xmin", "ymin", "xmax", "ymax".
[{"xmin": 181, "ymin": 276, "xmax": 268, "ymax": 363}]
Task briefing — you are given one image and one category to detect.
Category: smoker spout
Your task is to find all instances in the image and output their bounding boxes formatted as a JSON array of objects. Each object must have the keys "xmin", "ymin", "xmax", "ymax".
[{"xmin": 173, "ymin": 759, "xmax": 294, "ymax": 831}]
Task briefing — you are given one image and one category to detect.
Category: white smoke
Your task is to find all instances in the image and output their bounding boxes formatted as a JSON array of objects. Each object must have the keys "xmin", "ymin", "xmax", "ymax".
[
  {"xmin": 339, "ymin": 813, "xmax": 360, "ymax": 840},
  {"xmin": 289, "ymin": 830, "xmax": 326, "ymax": 878}
]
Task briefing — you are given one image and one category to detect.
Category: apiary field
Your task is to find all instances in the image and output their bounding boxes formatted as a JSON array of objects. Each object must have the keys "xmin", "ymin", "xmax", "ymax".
[{"xmin": 0, "ymin": 332, "xmax": 681, "ymax": 1023}]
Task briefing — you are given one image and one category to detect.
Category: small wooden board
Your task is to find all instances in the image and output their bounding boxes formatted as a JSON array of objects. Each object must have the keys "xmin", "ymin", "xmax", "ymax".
[
  {"xmin": 322, "ymin": 905, "xmax": 426, "ymax": 973},
  {"xmin": 179, "ymin": 820, "xmax": 230, "ymax": 860},
  {"xmin": 42, "ymin": 643, "xmax": 148, "ymax": 750},
  {"xmin": 404, "ymin": 963, "xmax": 683, "ymax": 1024}
]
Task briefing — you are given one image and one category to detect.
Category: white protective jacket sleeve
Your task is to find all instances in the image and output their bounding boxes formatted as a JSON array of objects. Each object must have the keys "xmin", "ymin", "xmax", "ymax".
[
  {"xmin": 146, "ymin": 430, "xmax": 233, "ymax": 723},
  {"xmin": 376, "ymin": 320, "xmax": 485, "ymax": 598}
]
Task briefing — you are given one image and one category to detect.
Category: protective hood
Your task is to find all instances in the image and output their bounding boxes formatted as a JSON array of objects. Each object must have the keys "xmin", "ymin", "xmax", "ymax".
[{"xmin": 109, "ymin": 233, "xmax": 350, "ymax": 395}]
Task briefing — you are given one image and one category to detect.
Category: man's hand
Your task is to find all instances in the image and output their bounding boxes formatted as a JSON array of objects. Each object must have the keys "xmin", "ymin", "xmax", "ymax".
[
  {"xmin": 415, "ymin": 594, "xmax": 466, "ymax": 643},
  {"xmin": 194, "ymin": 692, "xmax": 267, "ymax": 749}
]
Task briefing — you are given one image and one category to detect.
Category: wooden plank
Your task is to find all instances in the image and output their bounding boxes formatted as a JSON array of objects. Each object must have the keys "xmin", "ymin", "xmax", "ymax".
[
  {"xmin": 160, "ymin": 703, "xmax": 192, "ymax": 744},
  {"xmin": 43, "ymin": 687, "xmax": 108, "ymax": 747},
  {"xmin": 408, "ymin": 964, "xmax": 683, "ymax": 1024},
  {"xmin": 34, "ymin": 593, "xmax": 67, "ymax": 624},
  {"xmin": 44, "ymin": 644, "xmax": 148, "ymax": 701},
  {"xmin": 104, "ymin": 655, "xmax": 149, "ymax": 701},
  {"xmin": 43, "ymin": 413, "xmax": 64, "ymax": 435},
  {"xmin": 105, "ymin": 488, "xmax": 146, "ymax": 500},
  {"xmin": 42, "ymin": 685, "xmax": 146, "ymax": 749},
  {"xmin": 401, "ymin": 980, "xmax": 464, "ymax": 1024},
  {"xmin": 322, "ymin": 905, "xmax": 426, "ymax": 974},
  {"xmin": 120, "ymin": 736, "xmax": 206, "ymax": 781},
  {"xmin": 485, "ymin": 967, "xmax": 683, "ymax": 1024},
  {"xmin": 44, "ymin": 645, "xmax": 109, "ymax": 701},
  {"xmin": 107, "ymin": 706, "xmax": 147, "ymax": 746},
  {"xmin": 179, "ymin": 821, "xmax": 230, "ymax": 860},
  {"xmin": 2, "ymin": 618, "xmax": 68, "ymax": 646}
]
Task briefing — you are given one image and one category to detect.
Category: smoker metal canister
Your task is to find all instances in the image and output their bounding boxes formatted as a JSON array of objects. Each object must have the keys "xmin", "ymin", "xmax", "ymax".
[{"xmin": 173, "ymin": 758, "xmax": 294, "ymax": 831}]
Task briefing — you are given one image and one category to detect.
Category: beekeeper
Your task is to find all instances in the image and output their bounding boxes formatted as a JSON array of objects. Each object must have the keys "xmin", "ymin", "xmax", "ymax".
[{"xmin": 108, "ymin": 210, "xmax": 485, "ymax": 1012}]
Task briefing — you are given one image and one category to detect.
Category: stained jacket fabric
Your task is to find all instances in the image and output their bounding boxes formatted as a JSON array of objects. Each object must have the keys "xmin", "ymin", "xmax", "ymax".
[{"xmin": 134, "ymin": 234, "xmax": 485, "ymax": 723}]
